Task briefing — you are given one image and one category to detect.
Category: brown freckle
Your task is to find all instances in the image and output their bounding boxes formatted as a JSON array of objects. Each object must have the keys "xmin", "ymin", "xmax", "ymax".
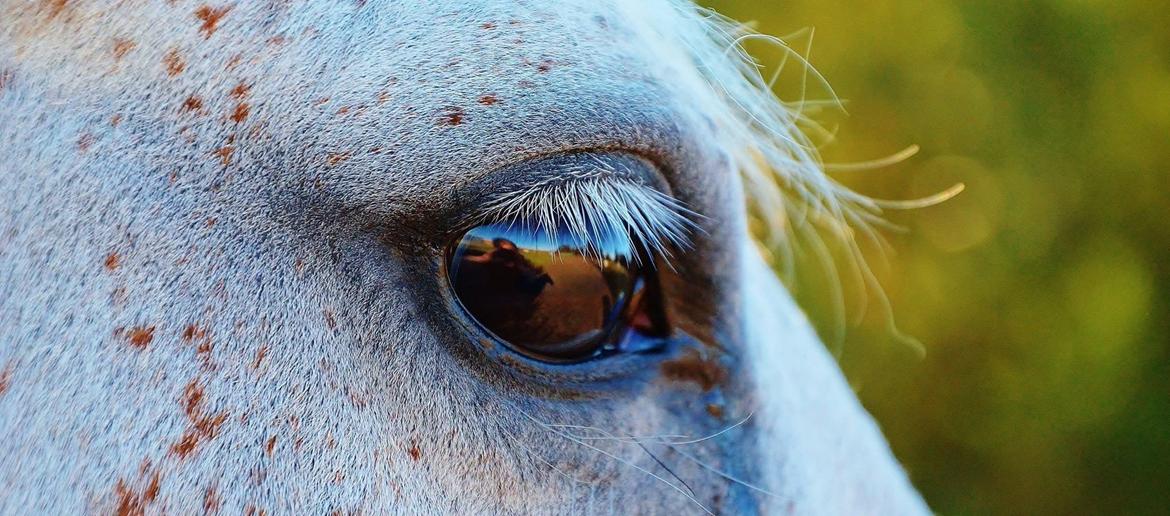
[
  {"xmin": 314, "ymin": 97, "xmax": 331, "ymax": 106},
  {"xmin": 182, "ymin": 381, "xmax": 204, "ymax": 417},
  {"xmin": 230, "ymin": 82, "xmax": 251, "ymax": 99},
  {"xmin": 706, "ymin": 403, "xmax": 724, "ymax": 419},
  {"xmin": 252, "ymin": 345, "xmax": 268, "ymax": 369},
  {"xmin": 77, "ymin": 133, "xmax": 95, "ymax": 152},
  {"xmin": 478, "ymin": 94, "xmax": 498, "ymax": 106},
  {"xmin": 229, "ymin": 102, "xmax": 249, "ymax": 123},
  {"xmin": 323, "ymin": 309, "xmax": 336, "ymax": 330},
  {"xmin": 104, "ymin": 252, "xmax": 120, "ymax": 271},
  {"xmin": 113, "ymin": 479, "xmax": 142, "ymax": 516},
  {"xmin": 537, "ymin": 60, "xmax": 553, "ymax": 73},
  {"xmin": 332, "ymin": 471, "xmax": 344, "ymax": 484},
  {"xmin": 659, "ymin": 350, "xmax": 727, "ymax": 391},
  {"xmin": 143, "ymin": 472, "xmax": 160, "ymax": 503},
  {"xmin": 225, "ymin": 54, "xmax": 243, "ymax": 71},
  {"xmin": 164, "ymin": 48, "xmax": 186, "ymax": 77},
  {"xmin": 112, "ymin": 38, "xmax": 136, "ymax": 60},
  {"xmin": 0, "ymin": 361, "xmax": 13, "ymax": 398},
  {"xmin": 0, "ymin": 70, "xmax": 13, "ymax": 93},
  {"xmin": 439, "ymin": 106, "xmax": 465, "ymax": 126},
  {"xmin": 407, "ymin": 443, "xmax": 421, "ymax": 461},
  {"xmin": 205, "ymin": 217, "xmax": 217, "ymax": 227},
  {"xmin": 325, "ymin": 152, "xmax": 350, "ymax": 166},
  {"xmin": 203, "ymin": 485, "xmax": 221, "ymax": 513},
  {"xmin": 265, "ymin": 435, "xmax": 276, "ymax": 456},
  {"xmin": 110, "ymin": 114, "xmax": 123, "ymax": 126},
  {"xmin": 43, "ymin": 0, "xmax": 68, "ymax": 18},
  {"xmin": 194, "ymin": 5, "xmax": 233, "ymax": 39},
  {"xmin": 126, "ymin": 326, "xmax": 155, "ymax": 349},
  {"xmin": 213, "ymin": 145, "xmax": 234, "ymax": 166},
  {"xmin": 482, "ymin": 21, "xmax": 496, "ymax": 29},
  {"xmin": 376, "ymin": 90, "xmax": 390, "ymax": 104},
  {"xmin": 180, "ymin": 95, "xmax": 203, "ymax": 113}
]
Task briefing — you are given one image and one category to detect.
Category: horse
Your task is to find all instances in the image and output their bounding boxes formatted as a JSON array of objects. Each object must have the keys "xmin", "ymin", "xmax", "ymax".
[{"xmin": 0, "ymin": 0, "xmax": 929, "ymax": 513}]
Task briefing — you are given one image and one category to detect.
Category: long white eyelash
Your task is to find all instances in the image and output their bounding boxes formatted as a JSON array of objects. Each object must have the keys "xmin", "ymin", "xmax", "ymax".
[{"xmin": 473, "ymin": 171, "xmax": 700, "ymax": 266}]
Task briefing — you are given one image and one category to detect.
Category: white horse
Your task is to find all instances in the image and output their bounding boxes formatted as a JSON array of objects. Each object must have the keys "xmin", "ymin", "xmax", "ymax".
[{"xmin": 0, "ymin": 1, "xmax": 927, "ymax": 513}]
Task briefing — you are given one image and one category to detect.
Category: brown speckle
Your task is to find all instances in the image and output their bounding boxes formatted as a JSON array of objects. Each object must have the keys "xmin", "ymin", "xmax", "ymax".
[
  {"xmin": 110, "ymin": 114, "xmax": 123, "ymax": 127},
  {"xmin": 194, "ymin": 5, "xmax": 233, "ymax": 39},
  {"xmin": 325, "ymin": 152, "xmax": 350, "ymax": 167},
  {"xmin": 705, "ymin": 403, "xmax": 724, "ymax": 419},
  {"xmin": 104, "ymin": 252, "xmax": 120, "ymax": 271},
  {"xmin": 171, "ymin": 381, "xmax": 228, "ymax": 460},
  {"xmin": 0, "ymin": 70, "xmax": 13, "ymax": 93},
  {"xmin": 323, "ymin": 309, "xmax": 336, "ymax": 330},
  {"xmin": 482, "ymin": 22, "xmax": 496, "ymax": 29},
  {"xmin": 265, "ymin": 435, "xmax": 276, "ymax": 456},
  {"xmin": 43, "ymin": 0, "xmax": 68, "ymax": 18},
  {"xmin": 536, "ymin": 60, "xmax": 553, "ymax": 73},
  {"xmin": 213, "ymin": 145, "xmax": 233, "ymax": 166},
  {"xmin": 407, "ymin": 443, "xmax": 421, "ymax": 461},
  {"xmin": 77, "ymin": 133, "xmax": 95, "ymax": 152},
  {"xmin": 143, "ymin": 472, "xmax": 160, "ymax": 503},
  {"xmin": 112, "ymin": 39, "xmax": 136, "ymax": 60},
  {"xmin": 111, "ymin": 465, "xmax": 161, "ymax": 516},
  {"xmin": 203, "ymin": 485, "xmax": 221, "ymax": 514},
  {"xmin": 164, "ymin": 48, "xmax": 186, "ymax": 77},
  {"xmin": 477, "ymin": 94, "xmax": 498, "ymax": 106},
  {"xmin": 659, "ymin": 350, "xmax": 727, "ymax": 391},
  {"xmin": 439, "ymin": 106, "xmax": 464, "ymax": 126},
  {"xmin": 225, "ymin": 53, "xmax": 243, "ymax": 71},
  {"xmin": 181, "ymin": 95, "xmax": 204, "ymax": 113},
  {"xmin": 126, "ymin": 326, "xmax": 155, "ymax": 349},
  {"xmin": 229, "ymin": 103, "xmax": 249, "ymax": 123},
  {"xmin": 114, "ymin": 480, "xmax": 143, "ymax": 516},
  {"xmin": 230, "ymin": 82, "xmax": 251, "ymax": 99},
  {"xmin": 252, "ymin": 344, "xmax": 268, "ymax": 369},
  {"xmin": 0, "ymin": 361, "xmax": 13, "ymax": 398},
  {"xmin": 182, "ymin": 381, "xmax": 205, "ymax": 417}
]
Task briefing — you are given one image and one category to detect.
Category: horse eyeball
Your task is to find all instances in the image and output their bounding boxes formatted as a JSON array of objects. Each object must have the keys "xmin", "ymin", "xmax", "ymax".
[{"xmin": 446, "ymin": 222, "xmax": 669, "ymax": 363}]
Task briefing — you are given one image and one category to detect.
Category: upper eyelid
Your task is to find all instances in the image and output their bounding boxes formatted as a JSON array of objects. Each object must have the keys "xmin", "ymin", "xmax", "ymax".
[{"xmin": 461, "ymin": 153, "xmax": 702, "ymax": 263}]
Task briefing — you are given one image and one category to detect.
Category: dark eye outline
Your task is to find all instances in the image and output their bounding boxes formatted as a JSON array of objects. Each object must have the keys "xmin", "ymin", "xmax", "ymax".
[{"xmin": 434, "ymin": 151, "xmax": 700, "ymax": 383}]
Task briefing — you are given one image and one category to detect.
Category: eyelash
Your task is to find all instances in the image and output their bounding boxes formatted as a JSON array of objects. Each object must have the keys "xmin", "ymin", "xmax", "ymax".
[{"xmin": 469, "ymin": 175, "xmax": 700, "ymax": 267}]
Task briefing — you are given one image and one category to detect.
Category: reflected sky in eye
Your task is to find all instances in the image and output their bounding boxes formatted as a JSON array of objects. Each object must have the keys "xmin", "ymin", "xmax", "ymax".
[{"xmin": 463, "ymin": 221, "xmax": 637, "ymax": 263}]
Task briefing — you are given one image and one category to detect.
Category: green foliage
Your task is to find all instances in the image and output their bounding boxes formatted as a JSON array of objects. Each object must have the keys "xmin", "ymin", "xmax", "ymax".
[{"xmin": 704, "ymin": 0, "xmax": 1170, "ymax": 513}]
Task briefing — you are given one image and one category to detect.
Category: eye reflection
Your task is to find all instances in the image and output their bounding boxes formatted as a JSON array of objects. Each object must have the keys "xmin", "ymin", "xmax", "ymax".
[{"xmin": 446, "ymin": 223, "xmax": 668, "ymax": 362}]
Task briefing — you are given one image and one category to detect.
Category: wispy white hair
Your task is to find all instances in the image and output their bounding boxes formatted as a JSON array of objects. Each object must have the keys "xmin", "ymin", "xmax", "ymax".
[{"xmin": 614, "ymin": 1, "xmax": 963, "ymax": 347}]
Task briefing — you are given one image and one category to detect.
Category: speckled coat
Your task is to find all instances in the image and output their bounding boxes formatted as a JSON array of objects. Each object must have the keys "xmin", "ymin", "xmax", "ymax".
[{"xmin": 0, "ymin": 1, "xmax": 928, "ymax": 514}]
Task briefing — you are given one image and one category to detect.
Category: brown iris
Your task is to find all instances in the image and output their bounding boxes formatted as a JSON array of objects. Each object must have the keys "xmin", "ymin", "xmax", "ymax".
[{"xmin": 446, "ymin": 222, "xmax": 668, "ymax": 362}]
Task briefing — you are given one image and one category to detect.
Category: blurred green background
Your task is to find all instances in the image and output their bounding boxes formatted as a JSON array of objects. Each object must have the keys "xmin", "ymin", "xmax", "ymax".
[{"xmin": 703, "ymin": 0, "xmax": 1170, "ymax": 514}]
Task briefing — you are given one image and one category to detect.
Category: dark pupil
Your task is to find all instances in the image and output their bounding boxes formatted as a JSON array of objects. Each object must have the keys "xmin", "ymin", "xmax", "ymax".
[{"xmin": 447, "ymin": 223, "xmax": 666, "ymax": 362}]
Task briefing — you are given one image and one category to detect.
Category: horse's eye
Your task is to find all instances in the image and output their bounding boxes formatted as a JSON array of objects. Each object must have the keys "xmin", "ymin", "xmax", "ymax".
[{"xmin": 446, "ymin": 222, "xmax": 669, "ymax": 363}]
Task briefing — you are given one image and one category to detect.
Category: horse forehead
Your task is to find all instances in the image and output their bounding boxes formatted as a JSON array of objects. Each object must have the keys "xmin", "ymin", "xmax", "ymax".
[{"xmin": 3, "ymin": 1, "xmax": 698, "ymax": 199}]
